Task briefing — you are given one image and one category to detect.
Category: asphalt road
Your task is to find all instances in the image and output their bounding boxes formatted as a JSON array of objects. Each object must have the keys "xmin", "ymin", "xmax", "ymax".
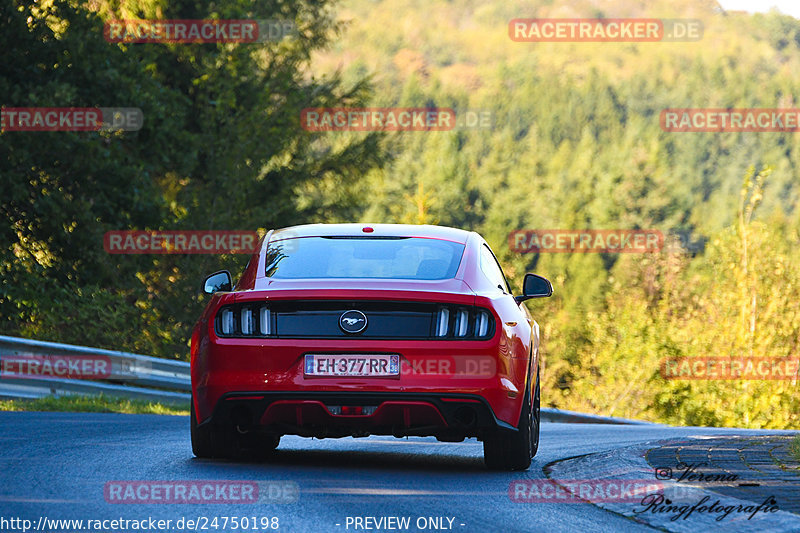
[{"xmin": 0, "ymin": 412, "xmax": 797, "ymax": 533}]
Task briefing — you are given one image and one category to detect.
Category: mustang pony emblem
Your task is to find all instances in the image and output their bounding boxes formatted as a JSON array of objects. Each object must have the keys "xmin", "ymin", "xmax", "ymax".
[{"xmin": 339, "ymin": 310, "xmax": 368, "ymax": 334}]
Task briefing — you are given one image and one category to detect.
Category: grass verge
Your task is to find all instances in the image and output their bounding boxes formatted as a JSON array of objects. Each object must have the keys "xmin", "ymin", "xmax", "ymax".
[{"xmin": 0, "ymin": 394, "xmax": 189, "ymax": 415}]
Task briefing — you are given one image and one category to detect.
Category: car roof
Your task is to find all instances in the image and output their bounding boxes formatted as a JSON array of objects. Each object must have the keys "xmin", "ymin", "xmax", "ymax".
[{"xmin": 269, "ymin": 223, "xmax": 472, "ymax": 244}]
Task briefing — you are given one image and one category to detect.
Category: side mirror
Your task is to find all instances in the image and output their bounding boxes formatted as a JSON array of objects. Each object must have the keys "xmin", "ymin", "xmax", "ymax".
[
  {"xmin": 515, "ymin": 273, "xmax": 553, "ymax": 303},
  {"xmin": 203, "ymin": 270, "xmax": 232, "ymax": 294}
]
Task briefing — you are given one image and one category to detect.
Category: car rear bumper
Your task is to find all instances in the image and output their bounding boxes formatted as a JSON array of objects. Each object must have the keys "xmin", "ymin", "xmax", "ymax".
[
  {"xmin": 192, "ymin": 336, "xmax": 529, "ymax": 426},
  {"xmin": 199, "ymin": 391, "xmax": 518, "ymax": 440}
]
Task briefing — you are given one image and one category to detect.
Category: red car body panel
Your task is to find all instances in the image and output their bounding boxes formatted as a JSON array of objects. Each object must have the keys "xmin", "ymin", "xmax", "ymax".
[{"xmin": 191, "ymin": 224, "xmax": 539, "ymax": 441}]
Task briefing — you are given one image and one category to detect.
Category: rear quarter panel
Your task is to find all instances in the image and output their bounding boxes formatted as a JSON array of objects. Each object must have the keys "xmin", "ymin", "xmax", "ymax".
[{"xmin": 463, "ymin": 233, "xmax": 535, "ymax": 422}]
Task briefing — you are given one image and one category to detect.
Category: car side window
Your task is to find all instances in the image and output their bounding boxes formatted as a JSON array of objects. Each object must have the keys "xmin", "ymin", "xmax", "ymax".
[{"xmin": 480, "ymin": 244, "xmax": 510, "ymax": 293}]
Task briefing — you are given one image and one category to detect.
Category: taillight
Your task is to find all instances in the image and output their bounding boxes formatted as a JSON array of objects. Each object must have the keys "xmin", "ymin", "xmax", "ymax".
[
  {"xmin": 476, "ymin": 309, "xmax": 490, "ymax": 337},
  {"xmin": 216, "ymin": 304, "xmax": 272, "ymax": 337},
  {"xmin": 435, "ymin": 308, "xmax": 450, "ymax": 337},
  {"xmin": 434, "ymin": 305, "xmax": 494, "ymax": 339},
  {"xmin": 241, "ymin": 308, "xmax": 254, "ymax": 335},
  {"xmin": 455, "ymin": 309, "xmax": 469, "ymax": 337},
  {"xmin": 220, "ymin": 309, "xmax": 234, "ymax": 335},
  {"xmin": 259, "ymin": 307, "xmax": 271, "ymax": 335}
]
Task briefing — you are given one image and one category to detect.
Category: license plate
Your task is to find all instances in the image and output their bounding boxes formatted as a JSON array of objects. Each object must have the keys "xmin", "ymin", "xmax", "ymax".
[{"xmin": 304, "ymin": 354, "xmax": 399, "ymax": 377}]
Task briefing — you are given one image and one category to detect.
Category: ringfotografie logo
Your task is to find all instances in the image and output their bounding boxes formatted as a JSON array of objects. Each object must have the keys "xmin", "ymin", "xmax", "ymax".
[
  {"xmin": 653, "ymin": 463, "xmax": 738, "ymax": 483},
  {"xmin": 634, "ymin": 494, "xmax": 779, "ymax": 522}
]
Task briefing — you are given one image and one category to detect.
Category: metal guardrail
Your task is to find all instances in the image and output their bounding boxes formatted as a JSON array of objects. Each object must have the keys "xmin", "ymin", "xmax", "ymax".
[
  {"xmin": 0, "ymin": 335, "xmax": 190, "ymax": 405},
  {"xmin": 540, "ymin": 407, "xmax": 657, "ymax": 425}
]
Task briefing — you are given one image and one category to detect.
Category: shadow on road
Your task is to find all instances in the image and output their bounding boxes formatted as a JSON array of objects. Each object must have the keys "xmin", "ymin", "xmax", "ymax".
[{"xmin": 185, "ymin": 445, "xmax": 529, "ymax": 474}]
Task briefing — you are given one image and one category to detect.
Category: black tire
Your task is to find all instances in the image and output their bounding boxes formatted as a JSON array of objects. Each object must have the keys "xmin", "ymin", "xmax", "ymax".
[
  {"xmin": 531, "ymin": 370, "xmax": 541, "ymax": 458},
  {"xmin": 231, "ymin": 433, "xmax": 280, "ymax": 461},
  {"xmin": 192, "ymin": 400, "xmax": 280, "ymax": 460},
  {"xmin": 191, "ymin": 400, "xmax": 227, "ymax": 458},
  {"xmin": 483, "ymin": 370, "xmax": 540, "ymax": 470}
]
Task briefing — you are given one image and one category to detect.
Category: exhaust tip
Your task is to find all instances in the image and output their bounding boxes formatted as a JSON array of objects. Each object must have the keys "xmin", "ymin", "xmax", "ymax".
[
  {"xmin": 231, "ymin": 405, "xmax": 254, "ymax": 434},
  {"xmin": 454, "ymin": 406, "xmax": 477, "ymax": 426}
]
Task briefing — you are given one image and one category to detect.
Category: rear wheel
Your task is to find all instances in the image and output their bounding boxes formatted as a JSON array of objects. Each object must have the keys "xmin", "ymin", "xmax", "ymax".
[
  {"xmin": 483, "ymin": 371, "xmax": 540, "ymax": 470},
  {"xmin": 531, "ymin": 371, "xmax": 541, "ymax": 458},
  {"xmin": 191, "ymin": 400, "xmax": 228, "ymax": 458},
  {"xmin": 192, "ymin": 400, "xmax": 281, "ymax": 460}
]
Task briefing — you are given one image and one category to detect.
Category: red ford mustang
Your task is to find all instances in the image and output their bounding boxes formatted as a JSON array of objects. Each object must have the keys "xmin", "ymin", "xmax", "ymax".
[{"xmin": 190, "ymin": 223, "xmax": 552, "ymax": 470}]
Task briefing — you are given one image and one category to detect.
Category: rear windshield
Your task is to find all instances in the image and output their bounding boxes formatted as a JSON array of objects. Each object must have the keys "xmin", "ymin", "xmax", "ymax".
[{"xmin": 264, "ymin": 236, "xmax": 465, "ymax": 280}]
